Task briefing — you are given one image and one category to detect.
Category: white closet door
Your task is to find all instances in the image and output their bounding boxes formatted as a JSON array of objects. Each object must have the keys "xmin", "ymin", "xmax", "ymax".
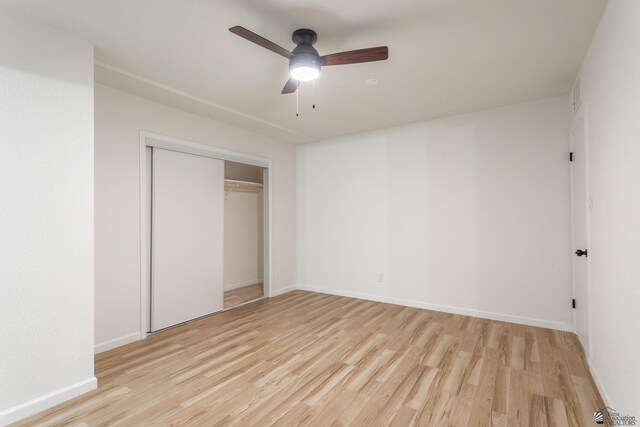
[{"xmin": 151, "ymin": 148, "xmax": 224, "ymax": 331}]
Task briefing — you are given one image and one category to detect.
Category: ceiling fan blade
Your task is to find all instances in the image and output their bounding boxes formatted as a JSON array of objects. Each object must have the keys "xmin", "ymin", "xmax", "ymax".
[
  {"xmin": 281, "ymin": 77, "xmax": 300, "ymax": 94},
  {"xmin": 321, "ymin": 46, "xmax": 388, "ymax": 66},
  {"xmin": 229, "ymin": 26, "xmax": 292, "ymax": 59}
]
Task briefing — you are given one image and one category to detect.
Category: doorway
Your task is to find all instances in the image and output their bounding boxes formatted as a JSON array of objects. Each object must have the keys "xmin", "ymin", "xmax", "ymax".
[
  {"xmin": 570, "ymin": 110, "xmax": 590, "ymax": 357},
  {"xmin": 223, "ymin": 161, "xmax": 265, "ymax": 308}
]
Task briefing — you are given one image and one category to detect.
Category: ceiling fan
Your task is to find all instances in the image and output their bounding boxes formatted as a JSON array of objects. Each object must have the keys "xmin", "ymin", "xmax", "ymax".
[{"xmin": 229, "ymin": 26, "xmax": 388, "ymax": 94}]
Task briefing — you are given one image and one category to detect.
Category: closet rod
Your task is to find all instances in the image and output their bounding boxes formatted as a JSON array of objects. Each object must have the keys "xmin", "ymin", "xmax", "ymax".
[{"xmin": 224, "ymin": 179, "xmax": 263, "ymax": 192}]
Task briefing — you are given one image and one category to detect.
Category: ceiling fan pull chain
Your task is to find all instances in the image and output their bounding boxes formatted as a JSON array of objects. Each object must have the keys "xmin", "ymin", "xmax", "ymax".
[
  {"xmin": 312, "ymin": 80, "xmax": 316, "ymax": 109},
  {"xmin": 296, "ymin": 89, "xmax": 299, "ymax": 117}
]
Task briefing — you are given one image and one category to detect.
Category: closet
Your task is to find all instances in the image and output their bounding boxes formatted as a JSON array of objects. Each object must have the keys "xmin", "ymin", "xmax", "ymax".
[
  {"xmin": 146, "ymin": 144, "xmax": 266, "ymax": 332},
  {"xmin": 223, "ymin": 162, "xmax": 265, "ymax": 308}
]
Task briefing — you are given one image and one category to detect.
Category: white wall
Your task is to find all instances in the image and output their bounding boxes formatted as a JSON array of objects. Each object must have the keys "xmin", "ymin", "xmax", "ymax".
[
  {"xmin": 297, "ymin": 96, "xmax": 572, "ymax": 330},
  {"xmin": 95, "ymin": 84, "xmax": 296, "ymax": 352},
  {"xmin": 224, "ymin": 191, "xmax": 263, "ymax": 290},
  {"xmin": 0, "ymin": 9, "xmax": 95, "ymax": 425},
  {"xmin": 574, "ymin": 0, "xmax": 640, "ymax": 413},
  {"xmin": 225, "ymin": 161, "xmax": 263, "ymax": 183}
]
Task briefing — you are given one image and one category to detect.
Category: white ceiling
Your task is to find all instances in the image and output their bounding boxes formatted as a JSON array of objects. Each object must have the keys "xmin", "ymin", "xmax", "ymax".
[{"xmin": 2, "ymin": 0, "xmax": 606, "ymax": 143}]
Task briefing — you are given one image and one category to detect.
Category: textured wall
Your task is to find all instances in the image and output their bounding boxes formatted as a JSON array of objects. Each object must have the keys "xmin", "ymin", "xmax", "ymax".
[
  {"xmin": 298, "ymin": 96, "xmax": 572, "ymax": 330},
  {"xmin": 0, "ymin": 8, "xmax": 95, "ymax": 424}
]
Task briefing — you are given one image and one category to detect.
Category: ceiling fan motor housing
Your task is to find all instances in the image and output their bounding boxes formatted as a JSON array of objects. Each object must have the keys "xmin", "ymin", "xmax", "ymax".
[
  {"xmin": 290, "ymin": 29, "xmax": 321, "ymax": 76},
  {"xmin": 290, "ymin": 46, "xmax": 321, "ymax": 72},
  {"xmin": 292, "ymin": 28, "xmax": 317, "ymax": 45}
]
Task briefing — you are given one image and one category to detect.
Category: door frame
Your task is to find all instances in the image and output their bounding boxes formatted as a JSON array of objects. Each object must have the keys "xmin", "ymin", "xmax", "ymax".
[
  {"xmin": 139, "ymin": 131, "xmax": 273, "ymax": 336},
  {"xmin": 569, "ymin": 105, "xmax": 592, "ymax": 358}
]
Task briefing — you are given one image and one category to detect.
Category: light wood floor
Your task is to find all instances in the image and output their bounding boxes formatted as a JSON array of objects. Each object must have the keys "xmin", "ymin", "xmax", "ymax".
[
  {"xmin": 15, "ymin": 291, "xmax": 604, "ymax": 426},
  {"xmin": 224, "ymin": 283, "xmax": 264, "ymax": 309}
]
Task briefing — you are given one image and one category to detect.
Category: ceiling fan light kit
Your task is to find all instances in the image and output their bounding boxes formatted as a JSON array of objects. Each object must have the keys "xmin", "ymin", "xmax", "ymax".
[
  {"xmin": 290, "ymin": 65, "xmax": 319, "ymax": 81},
  {"xmin": 229, "ymin": 25, "xmax": 388, "ymax": 94}
]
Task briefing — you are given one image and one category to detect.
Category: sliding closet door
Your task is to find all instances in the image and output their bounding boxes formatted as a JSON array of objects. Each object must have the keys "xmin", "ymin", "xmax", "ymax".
[{"xmin": 151, "ymin": 148, "xmax": 224, "ymax": 331}]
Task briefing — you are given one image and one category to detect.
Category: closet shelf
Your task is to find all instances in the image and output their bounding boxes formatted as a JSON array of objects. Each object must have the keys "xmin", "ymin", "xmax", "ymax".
[{"xmin": 224, "ymin": 179, "xmax": 263, "ymax": 192}]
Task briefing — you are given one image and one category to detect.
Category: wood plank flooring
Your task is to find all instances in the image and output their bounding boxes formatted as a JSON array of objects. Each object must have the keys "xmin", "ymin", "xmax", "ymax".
[
  {"xmin": 224, "ymin": 284, "xmax": 264, "ymax": 309},
  {"xmin": 14, "ymin": 291, "xmax": 604, "ymax": 426}
]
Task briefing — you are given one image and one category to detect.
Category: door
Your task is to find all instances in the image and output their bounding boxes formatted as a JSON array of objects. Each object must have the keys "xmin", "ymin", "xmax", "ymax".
[
  {"xmin": 570, "ymin": 115, "xmax": 589, "ymax": 355},
  {"xmin": 151, "ymin": 148, "xmax": 224, "ymax": 331}
]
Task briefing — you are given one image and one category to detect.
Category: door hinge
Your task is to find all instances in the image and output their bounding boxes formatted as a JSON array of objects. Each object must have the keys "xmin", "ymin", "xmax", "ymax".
[
  {"xmin": 569, "ymin": 152, "xmax": 574, "ymax": 162},
  {"xmin": 572, "ymin": 298, "xmax": 576, "ymax": 309}
]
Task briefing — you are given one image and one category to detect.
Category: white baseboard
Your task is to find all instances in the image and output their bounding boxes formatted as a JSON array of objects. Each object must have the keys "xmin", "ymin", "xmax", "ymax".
[
  {"xmin": 296, "ymin": 285, "xmax": 573, "ymax": 332},
  {"xmin": 271, "ymin": 285, "xmax": 296, "ymax": 297},
  {"xmin": 587, "ymin": 357, "xmax": 611, "ymax": 407},
  {"xmin": 0, "ymin": 377, "xmax": 97, "ymax": 426},
  {"xmin": 94, "ymin": 332, "xmax": 142, "ymax": 354},
  {"xmin": 224, "ymin": 280, "xmax": 260, "ymax": 291}
]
